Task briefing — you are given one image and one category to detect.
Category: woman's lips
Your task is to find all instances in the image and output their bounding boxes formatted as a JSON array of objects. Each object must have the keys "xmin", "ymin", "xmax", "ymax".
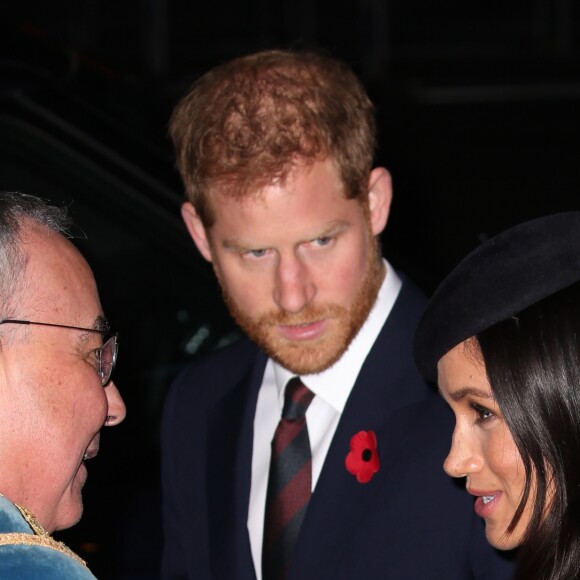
[
  {"xmin": 278, "ymin": 319, "xmax": 327, "ymax": 341},
  {"xmin": 471, "ymin": 491, "xmax": 501, "ymax": 518}
]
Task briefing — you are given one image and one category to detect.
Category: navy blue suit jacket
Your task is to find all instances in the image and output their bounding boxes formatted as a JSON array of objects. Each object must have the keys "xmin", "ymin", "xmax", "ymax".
[{"xmin": 161, "ymin": 277, "xmax": 514, "ymax": 579}]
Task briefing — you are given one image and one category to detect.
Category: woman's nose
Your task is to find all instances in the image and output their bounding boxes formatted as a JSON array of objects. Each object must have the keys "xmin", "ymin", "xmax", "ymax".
[{"xmin": 443, "ymin": 428, "xmax": 482, "ymax": 478}]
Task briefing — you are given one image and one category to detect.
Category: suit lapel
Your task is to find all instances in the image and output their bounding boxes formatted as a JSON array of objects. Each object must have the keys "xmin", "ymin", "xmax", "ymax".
[
  {"xmin": 289, "ymin": 280, "xmax": 429, "ymax": 578},
  {"xmin": 206, "ymin": 346, "xmax": 267, "ymax": 580}
]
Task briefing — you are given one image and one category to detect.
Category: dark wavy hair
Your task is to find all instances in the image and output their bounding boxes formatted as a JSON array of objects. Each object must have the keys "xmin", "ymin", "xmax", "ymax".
[
  {"xmin": 476, "ymin": 280, "xmax": 580, "ymax": 580},
  {"xmin": 169, "ymin": 49, "xmax": 376, "ymax": 227}
]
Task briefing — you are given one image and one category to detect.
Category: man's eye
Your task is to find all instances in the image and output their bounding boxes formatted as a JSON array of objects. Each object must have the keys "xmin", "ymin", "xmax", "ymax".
[
  {"xmin": 85, "ymin": 348, "xmax": 100, "ymax": 369},
  {"xmin": 313, "ymin": 236, "xmax": 332, "ymax": 246},
  {"xmin": 246, "ymin": 249, "xmax": 268, "ymax": 258}
]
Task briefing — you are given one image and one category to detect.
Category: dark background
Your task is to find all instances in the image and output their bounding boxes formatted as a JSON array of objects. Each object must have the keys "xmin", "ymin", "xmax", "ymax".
[{"xmin": 1, "ymin": 1, "xmax": 579, "ymax": 577}]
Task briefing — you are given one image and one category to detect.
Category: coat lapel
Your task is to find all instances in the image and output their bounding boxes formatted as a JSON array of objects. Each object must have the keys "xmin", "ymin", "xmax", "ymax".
[
  {"xmin": 288, "ymin": 280, "xmax": 429, "ymax": 578},
  {"xmin": 206, "ymin": 347, "xmax": 267, "ymax": 580}
]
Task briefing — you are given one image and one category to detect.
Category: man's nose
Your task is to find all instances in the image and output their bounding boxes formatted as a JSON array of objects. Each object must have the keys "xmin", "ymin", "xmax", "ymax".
[
  {"xmin": 443, "ymin": 427, "xmax": 483, "ymax": 478},
  {"xmin": 104, "ymin": 381, "xmax": 127, "ymax": 426},
  {"xmin": 273, "ymin": 254, "xmax": 316, "ymax": 314}
]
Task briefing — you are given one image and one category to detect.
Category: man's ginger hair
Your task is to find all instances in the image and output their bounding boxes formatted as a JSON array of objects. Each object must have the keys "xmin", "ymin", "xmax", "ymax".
[{"xmin": 169, "ymin": 49, "xmax": 377, "ymax": 226}]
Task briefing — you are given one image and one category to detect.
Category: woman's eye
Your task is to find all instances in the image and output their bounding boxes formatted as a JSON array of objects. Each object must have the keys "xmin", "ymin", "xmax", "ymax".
[{"xmin": 471, "ymin": 403, "xmax": 495, "ymax": 424}]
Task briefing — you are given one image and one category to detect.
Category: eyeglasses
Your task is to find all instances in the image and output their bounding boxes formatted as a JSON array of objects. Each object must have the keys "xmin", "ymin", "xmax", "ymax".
[{"xmin": 0, "ymin": 319, "xmax": 118, "ymax": 386}]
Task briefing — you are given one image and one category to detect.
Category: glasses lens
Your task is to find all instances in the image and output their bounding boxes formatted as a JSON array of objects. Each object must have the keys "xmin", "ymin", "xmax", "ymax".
[{"xmin": 99, "ymin": 335, "xmax": 118, "ymax": 385}]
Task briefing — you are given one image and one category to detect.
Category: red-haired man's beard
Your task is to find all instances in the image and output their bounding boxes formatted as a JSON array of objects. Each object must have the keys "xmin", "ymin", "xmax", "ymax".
[{"xmin": 221, "ymin": 241, "xmax": 385, "ymax": 375}]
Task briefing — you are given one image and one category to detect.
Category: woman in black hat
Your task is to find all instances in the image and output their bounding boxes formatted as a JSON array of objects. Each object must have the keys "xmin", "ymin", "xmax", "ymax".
[{"xmin": 413, "ymin": 212, "xmax": 580, "ymax": 580}]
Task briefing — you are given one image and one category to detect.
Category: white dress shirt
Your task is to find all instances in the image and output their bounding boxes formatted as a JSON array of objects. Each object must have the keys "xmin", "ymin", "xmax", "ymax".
[{"xmin": 248, "ymin": 260, "xmax": 402, "ymax": 578}]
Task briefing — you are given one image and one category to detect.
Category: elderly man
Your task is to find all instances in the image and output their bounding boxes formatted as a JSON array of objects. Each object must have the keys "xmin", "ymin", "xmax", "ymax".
[
  {"xmin": 162, "ymin": 50, "xmax": 514, "ymax": 579},
  {"xmin": 0, "ymin": 191, "xmax": 125, "ymax": 577}
]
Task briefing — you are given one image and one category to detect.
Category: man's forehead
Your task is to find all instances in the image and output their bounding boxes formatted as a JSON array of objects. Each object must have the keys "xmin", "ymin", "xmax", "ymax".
[{"xmin": 17, "ymin": 224, "xmax": 101, "ymax": 321}]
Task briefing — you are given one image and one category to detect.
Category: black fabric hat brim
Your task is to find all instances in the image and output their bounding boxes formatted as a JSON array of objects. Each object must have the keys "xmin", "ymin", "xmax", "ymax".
[{"xmin": 413, "ymin": 211, "xmax": 580, "ymax": 383}]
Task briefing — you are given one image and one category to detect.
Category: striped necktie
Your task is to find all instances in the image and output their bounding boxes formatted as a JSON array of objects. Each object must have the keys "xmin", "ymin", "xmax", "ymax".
[{"xmin": 262, "ymin": 377, "xmax": 315, "ymax": 580}]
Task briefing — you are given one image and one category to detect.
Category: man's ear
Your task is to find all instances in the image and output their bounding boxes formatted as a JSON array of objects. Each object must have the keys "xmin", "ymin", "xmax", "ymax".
[
  {"xmin": 367, "ymin": 167, "xmax": 393, "ymax": 236},
  {"xmin": 181, "ymin": 202, "xmax": 213, "ymax": 262}
]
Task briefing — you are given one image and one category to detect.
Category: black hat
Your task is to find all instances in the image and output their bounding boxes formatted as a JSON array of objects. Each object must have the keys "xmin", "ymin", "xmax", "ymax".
[{"xmin": 413, "ymin": 211, "xmax": 580, "ymax": 383}]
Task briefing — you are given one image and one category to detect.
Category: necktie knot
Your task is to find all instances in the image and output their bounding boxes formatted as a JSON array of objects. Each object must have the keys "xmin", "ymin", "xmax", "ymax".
[{"xmin": 282, "ymin": 377, "xmax": 314, "ymax": 421}]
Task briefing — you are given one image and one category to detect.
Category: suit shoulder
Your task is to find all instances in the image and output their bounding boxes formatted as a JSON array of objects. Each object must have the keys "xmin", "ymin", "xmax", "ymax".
[
  {"xmin": 396, "ymin": 273, "xmax": 429, "ymax": 316},
  {"xmin": 163, "ymin": 335, "xmax": 263, "ymax": 408},
  {"xmin": 182, "ymin": 334, "xmax": 258, "ymax": 375}
]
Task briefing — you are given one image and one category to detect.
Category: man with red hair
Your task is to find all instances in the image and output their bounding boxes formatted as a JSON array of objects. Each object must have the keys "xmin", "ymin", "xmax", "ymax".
[{"xmin": 161, "ymin": 49, "xmax": 514, "ymax": 580}]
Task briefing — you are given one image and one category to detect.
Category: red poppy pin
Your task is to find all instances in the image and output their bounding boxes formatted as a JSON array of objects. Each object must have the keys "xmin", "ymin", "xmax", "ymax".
[{"xmin": 345, "ymin": 430, "xmax": 380, "ymax": 483}]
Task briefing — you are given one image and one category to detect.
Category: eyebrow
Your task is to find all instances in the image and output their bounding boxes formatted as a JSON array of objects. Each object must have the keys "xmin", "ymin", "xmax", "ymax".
[
  {"xmin": 94, "ymin": 315, "xmax": 111, "ymax": 333},
  {"xmin": 222, "ymin": 238, "xmax": 256, "ymax": 252},
  {"xmin": 74, "ymin": 316, "xmax": 111, "ymax": 345},
  {"xmin": 442, "ymin": 387, "xmax": 495, "ymax": 402},
  {"xmin": 222, "ymin": 220, "xmax": 351, "ymax": 252}
]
